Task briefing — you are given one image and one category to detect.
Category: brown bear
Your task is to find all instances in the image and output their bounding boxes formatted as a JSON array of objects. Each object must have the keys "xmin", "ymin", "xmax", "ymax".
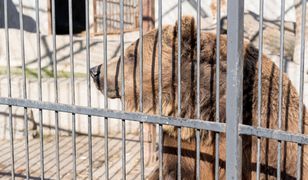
[{"xmin": 90, "ymin": 16, "xmax": 308, "ymax": 179}]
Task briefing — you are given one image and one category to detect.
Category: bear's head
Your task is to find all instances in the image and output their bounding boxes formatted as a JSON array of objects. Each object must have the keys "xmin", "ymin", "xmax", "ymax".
[
  {"xmin": 90, "ymin": 16, "xmax": 247, "ymax": 141},
  {"xmin": 90, "ymin": 16, "xmax": 221, "ymax": 119}
]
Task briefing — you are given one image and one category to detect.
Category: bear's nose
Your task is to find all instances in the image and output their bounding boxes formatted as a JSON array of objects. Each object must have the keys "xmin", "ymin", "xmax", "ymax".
[{"xmin": 90, "ymin": 65, "xmax": 100, "ymax": 78}]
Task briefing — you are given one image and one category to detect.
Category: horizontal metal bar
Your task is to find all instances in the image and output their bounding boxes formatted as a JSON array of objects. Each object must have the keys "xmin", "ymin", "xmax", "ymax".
[
  {"xmin": 239, "ymin": 124, "xmax": 308, "ymax": 145},
  {"xmin": 2, "ymin": 97, "xmax": 308, "ymax": 145},
  {"xmin": 0, "ymin": 97, "xmax": 226, "ymax": 132}
]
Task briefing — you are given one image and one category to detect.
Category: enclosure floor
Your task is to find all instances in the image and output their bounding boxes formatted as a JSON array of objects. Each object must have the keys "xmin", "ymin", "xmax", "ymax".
[{"xmin": 0, "ymin": 134, "xmax": 157, "ymax": 180}]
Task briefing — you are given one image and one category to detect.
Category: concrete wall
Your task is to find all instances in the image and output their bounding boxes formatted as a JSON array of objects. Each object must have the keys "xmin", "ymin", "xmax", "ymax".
[
  {"xmin": 0, "ymin": 29, "xmax": 140, "ymax": 72},
  {"xmin": 0, "ymin": 0, "xmax": 95, "ymax": 35},
  {"xmin": 0, "ymin": 0, "xmax": 42, "ymax": 33},
  {"xmin": 154, "ymin": 0, "xmax": 296, "ymax": 29},
  {"xmin": 0, "ymin": 0, "xmax": 298, "ymax": 35}
]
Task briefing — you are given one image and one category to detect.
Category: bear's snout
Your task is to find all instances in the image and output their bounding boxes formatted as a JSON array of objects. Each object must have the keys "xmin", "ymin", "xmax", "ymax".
[
  {"xmin": 90, "ymin": 58, "xmax": 121, "ymax": 99},
  {"xmin": 90, "ymin": 65, "xmax": 101, "ymax": 79},
  {"xmin": 90, "ymin": 64, "xmax": 102, "ymax": 92}
]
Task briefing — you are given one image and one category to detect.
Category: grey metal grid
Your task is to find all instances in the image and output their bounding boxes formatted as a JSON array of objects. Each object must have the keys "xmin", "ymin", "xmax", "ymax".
[{"xmin": 1, "ymin": 0, "xmax": 308, "ymax": 179}]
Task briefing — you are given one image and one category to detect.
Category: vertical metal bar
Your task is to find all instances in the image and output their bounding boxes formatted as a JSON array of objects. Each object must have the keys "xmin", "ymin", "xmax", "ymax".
[
  {"xmin": 4, "ymin": 0, "xmax": 15, "ymax": 178},
  {"xmin": 19, "ymin": 0, "xmax": 29, "ymax": 179},
  {"xmin": 93, "ymin": 0, "xmax": 97, "ymax": 33},
  {"xmin": 139, "ymin": 0, "xmax": 143, "ymax": 133},
  {"xmin": 225, "ymin": 0, "xmax": 244, "ymax": 179},
  {"xmin": 103, "ymin": 0, "xmax": 109, "ymax": 179},
  {"xmin": 35, "ymin": 0, "xmax": 44, "ymax": 179},
  {"xmin": 256, "ymin": 0, "xmax": 264, "ymax": 179},
  {"xmin": 215, "ymin": 0, "xmax": 221, "ymax": 179},
  {"xmin": 177, "ymin": 1, "xmax": 182, "ymax": 179},
  {"xmin": 51, "ymin": 0, "xmax": 60, "ymax": 179},
  {"xmin": 139, "ymin": 0, "xmax": 144, "ymax": 179},
  {"xmin": 120, "ymin": 0, "xmax": 126, "ymax": 179},
  {"xmin": 139, "ymin": 123, "xmax": 144, "ymax": 179},
  {"xmin": 128, "ymin": 0, "xmax": 131, "ymax": 30},
  {"xmin": 157, "ymin": 0, "xmax": 163, "ymax": 178},
  {"xmin": 68, "ymin": 0, "xmax": 77, "ymax": 179},
  {"xmin": 297, "ymin": 0, "xmax": 306, "ymax": 179},
  {"xmin": 177, "ymin": 128, "xmax": 181, "ymax": 179},
  {"xmin": 196, "ymin": 130, "xmax": 200, "ymax": 180},
  {"xmin": 159, "ymin": 125, "xmax": 163, "ymax": 180},
  {"xmin": 158, "ymin": 0, "xmax": 162, "ymax": 117},
  {"xmin": 122, "ymin": 121, "xmax": 126, "ymax": 180},
  {"xmin": 277, "ymin": 1, "xmax": 285, "ymax": 179},
  {"xmin": 112, "ymin": 0, "xmax": 114, "ymax": 31},
  {"xmin": 177, "ymin": 0, "xmax": 182, "ymax": 117},
  {"xmin": 196, "ymin": 0, "xmax": 201, "ymax": 179},
  {"xmin": 196, "ymin": 0, "xmax": 201, "ymax": 122},
  {"xmin": 85, "ymin": 0, "xmax": 93, "ymax": 179},
  {"xmin": 8, "ymin": 109, "xmax": 14, "ymax": 177}
]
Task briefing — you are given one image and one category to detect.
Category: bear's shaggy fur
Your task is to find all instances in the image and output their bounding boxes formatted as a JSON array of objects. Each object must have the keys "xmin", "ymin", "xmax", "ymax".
[{"xmin": 91, "ymin": 16, "xmax": 308, "ymax": 179}]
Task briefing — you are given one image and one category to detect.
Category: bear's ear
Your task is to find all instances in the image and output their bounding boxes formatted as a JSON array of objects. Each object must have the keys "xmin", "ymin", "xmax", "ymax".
[{"xmin": 174, "ymin": 16, "xmax": 196, "ymax": 43}]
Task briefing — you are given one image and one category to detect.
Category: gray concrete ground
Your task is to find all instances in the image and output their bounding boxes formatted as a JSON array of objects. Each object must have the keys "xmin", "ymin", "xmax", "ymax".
[{"xmin": 0, "ymin": 133, "xmax": 156, "ymax": 180}]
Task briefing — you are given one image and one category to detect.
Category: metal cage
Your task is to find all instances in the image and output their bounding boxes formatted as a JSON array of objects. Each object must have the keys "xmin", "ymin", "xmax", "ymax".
[{"xmin": 1, "ymin": 0, "xmax": 308, "ymax": 179}]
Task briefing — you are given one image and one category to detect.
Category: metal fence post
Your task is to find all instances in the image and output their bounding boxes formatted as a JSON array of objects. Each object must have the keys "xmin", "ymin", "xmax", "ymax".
[{"xmin": 226, "ymin": 0, "xmax": 244, "ymax": 179}]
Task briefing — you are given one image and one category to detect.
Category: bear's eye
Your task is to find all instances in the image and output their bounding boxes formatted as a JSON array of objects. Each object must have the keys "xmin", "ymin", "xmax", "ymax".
[
  {"xmin": 127, "ymin": 54, "xmax": 136, "ymax": 62},
  {"xmin": 128, "ymin": 53, "xmax": 133, "ymax": 58}
]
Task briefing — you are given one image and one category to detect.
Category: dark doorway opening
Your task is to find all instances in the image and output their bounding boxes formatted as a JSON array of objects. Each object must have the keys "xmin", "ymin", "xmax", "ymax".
[{"xmin": 53, "ymin": 0, "xmax": 86, "ymax": 34}]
